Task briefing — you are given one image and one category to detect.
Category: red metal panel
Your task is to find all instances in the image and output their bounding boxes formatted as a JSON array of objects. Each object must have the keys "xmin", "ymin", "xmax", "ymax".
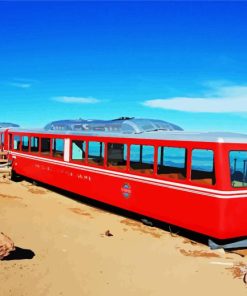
[{"xmin": 7, "ymin": 129, "xmax": 247, "ymax": 240}]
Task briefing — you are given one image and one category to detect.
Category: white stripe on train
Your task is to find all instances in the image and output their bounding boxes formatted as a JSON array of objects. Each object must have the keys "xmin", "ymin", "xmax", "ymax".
[{"xmin": 10, "ymin": 151, "xmax": 247, "ymax": 199}]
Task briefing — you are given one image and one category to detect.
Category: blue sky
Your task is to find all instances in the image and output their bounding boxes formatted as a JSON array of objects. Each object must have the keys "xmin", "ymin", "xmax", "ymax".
[{"xmin": 1, "ymin": 1, "xmax": 247, "ymax": 131}]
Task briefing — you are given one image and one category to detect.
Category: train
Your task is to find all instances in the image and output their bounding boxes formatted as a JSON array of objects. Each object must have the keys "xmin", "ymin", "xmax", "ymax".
[{"xmin": 1, "ymin": 122, "xmax": 247, "ymax": 249}]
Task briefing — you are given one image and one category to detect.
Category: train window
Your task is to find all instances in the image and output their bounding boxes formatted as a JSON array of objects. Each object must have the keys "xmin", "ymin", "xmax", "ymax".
[
  {"xmin": 107, "ymin": 143, "xmax": 127, "ymax": 170},
  {"xmin": 0, "ymin": 134, "xmax": 4, "ymax": 146},
  {"xmin": 158, "ymin": 147, "xmax": 186, "ymax": 180},
  {"xmin": 13, "ymin": 135, "xmax": 21, "ymax": 151},
  {"xmin": 88, "ymin": 141, "xmax": 104, "ymax": 166},
  {"xmin": 130, "ymin": 145, "xmax": 154, "ymax": 174},
  {"xmin": 41, "ymin": 138, "xmax": 51, "ymax": 155},
  {"xmin": 21, "ymin": 136, "xmax": 29, "ymax": 152},
  {"xmin": 52, "ymin": 139, "xmax": 64, "ymax": 159},
  {"xmin": 72, "ymin": 140, "xmax": 86, "ymax": 162},
  {"xmin": 230, "ymin": 151, "xmax": 247, "ymax": 188},
  {"xmin": 191, "ymin": 149, "xmax": 215, "ymax": 185},
  {"xmin": 30, "ymin": 137, "xmax": 39, "ymax": 153}
]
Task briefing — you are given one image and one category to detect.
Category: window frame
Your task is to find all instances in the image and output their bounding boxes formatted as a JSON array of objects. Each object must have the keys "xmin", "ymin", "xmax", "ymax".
[
  {"xmin": 157, "ymin": 146, "xmax": 187, "ymax": 181},
  {"xmin": 13, "ymin": 135, "xmax": 21, "ymax": 151},
  {"xmin": 21, "ymin": 135, "xmax": 30, "ymax": 153},
  {"xmin": 40, "ymin": 137, "xmax": 52, "ymax": 157},
  {"xmin": 71, "ymin": 139, "xmax": 87, "ymax": 164},
  {"xmin": 52, "ymin": 138, "xmax": 65, "ymax": 160},
  {"xmin": 229, "ymin": 149, "xmax": 247, "ymax": 188},
  {"xmin": 190, "ymin": 148, "xmax": 216, "ymax": 186},
  {"xmin": 106, "ymin": 142, "xmax": 128, "ymax": 172},
  {"xmin": 129, "ymin": 144, "xmax": 155, "ymax": 175},
  {"xmin": 87, "ymin": 140, "xmax": 105, "ymax": 167},
  {"xmin": 30, "ymin": 136, "xmax": 40, "ymax": 154}
]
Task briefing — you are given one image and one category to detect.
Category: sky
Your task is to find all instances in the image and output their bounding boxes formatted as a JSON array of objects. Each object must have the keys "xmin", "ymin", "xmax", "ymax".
[{"xmin": 1, "ymin": 1, "xmax": 247, "ymax": 131}]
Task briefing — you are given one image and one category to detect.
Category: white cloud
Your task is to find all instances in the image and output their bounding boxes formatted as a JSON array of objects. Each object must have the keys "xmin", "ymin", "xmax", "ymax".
[
  {"xmin": 9, "ymin": 82, "xmax": 31, "ymax": 89},
  {"xmin": 53, "ymin": 96, "xmax": 100, "ymax": 104},
  {"xmin": 143, "ymin": 84, "xmax": 247, "ymax": 113}
]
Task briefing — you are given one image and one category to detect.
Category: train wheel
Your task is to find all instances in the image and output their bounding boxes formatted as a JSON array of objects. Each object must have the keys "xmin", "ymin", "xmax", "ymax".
[
  {"xmin": 141, "ymin": 218, "xmax": 153, "ymax": 227},
  {"xmin": 11, "ymin": 170, "xmax": 21, "ymax": 181}
]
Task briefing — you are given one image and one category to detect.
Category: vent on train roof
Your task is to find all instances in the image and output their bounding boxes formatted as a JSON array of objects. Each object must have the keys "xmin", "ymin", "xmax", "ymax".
[{"xmin": 44, "ymin": 118, "xmax": 183, "ymax": 133}]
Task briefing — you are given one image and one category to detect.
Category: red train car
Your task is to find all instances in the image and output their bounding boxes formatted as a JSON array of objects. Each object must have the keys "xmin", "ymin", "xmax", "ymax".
[
  {"xmin": 0, "ymin": 128, "xmax": 5, "ymax": 151},
  {"xmin": 3, "ymin": 127, "xmax": 247, "ymax": 247}
]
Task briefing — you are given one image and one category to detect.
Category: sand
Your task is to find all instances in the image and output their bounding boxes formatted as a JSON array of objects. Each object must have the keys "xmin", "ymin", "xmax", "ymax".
[{"xmin": 1, "ymin": 177, "xmax": 247, "ymax": 296}]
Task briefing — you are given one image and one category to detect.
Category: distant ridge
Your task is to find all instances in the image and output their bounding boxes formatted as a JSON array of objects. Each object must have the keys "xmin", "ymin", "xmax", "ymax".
[{"xmin": 0, "ymin": 122, "xmax": 19, "ymax": 128}]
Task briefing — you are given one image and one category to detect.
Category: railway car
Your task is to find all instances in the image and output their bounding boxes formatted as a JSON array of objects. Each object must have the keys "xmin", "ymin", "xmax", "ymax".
[
  {"xmin": 0, "ymin": 128, "xmax": 5, "ymax": 151},
  {"xmin": 0, "ymin": 130, "xmax": 3, "ymax": 150},
  {"xmin": 3, "ymin": 126, "xmax": 247, "ymax": 248}
]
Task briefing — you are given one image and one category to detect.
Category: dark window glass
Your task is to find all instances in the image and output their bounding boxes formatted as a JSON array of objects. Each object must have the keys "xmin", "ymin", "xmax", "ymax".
[
  {"xmin": 191, "ymin": 149, "xmax": 215, "ymax": 185},
  {"xmin": 30, "ymin": 137, "xmax": 39, "ymax": 153},
  {"xmin": 158, "ymin": 147, "xmax": 186, "ymax": 180},
  {"xmin": 107, "ymin": 143, "xmax": 127, "ymax": 170},
  {"xmin": 230, "ymin": 151, "xmax": 247, "ymax": 188},
  {"xmin": 52, "ymin": 139, "xmax": 64, "ymax": 158},
  {"xmin": 22, "ymin": 136, "xmax": 29, "ymax": 152},
  {"xmin": 0, "ymin": 133, "xmax": 4, "ymax": 147},
  {"xmin": 72, "ymin": 140, "xmax": 86, "ymax": 162},
  {"xmin": 13, "ymin": 135, "xmax": 21, "ymax": 151},
  {"xmin": 41, "ymin": 138, "xmax": 51, "ymax": 155},
  {"xmin": 130, "ymin": 145, "xmax": 154, "ymax": 174},
  {"xmin": 88, "ymin": 141, "xmax": 104, "ymax": 166}
]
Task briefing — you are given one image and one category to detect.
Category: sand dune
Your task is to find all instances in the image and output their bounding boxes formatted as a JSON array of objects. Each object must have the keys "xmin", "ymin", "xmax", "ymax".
[{"xmin": 1, "ymin": 177, "xmax": 247, "ymax": 296}]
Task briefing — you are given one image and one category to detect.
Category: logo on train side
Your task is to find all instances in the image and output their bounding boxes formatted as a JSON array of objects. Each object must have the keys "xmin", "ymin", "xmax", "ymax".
[{"xmin": 121, "ymin": 183, "xmax": 131, "ymax": 198}]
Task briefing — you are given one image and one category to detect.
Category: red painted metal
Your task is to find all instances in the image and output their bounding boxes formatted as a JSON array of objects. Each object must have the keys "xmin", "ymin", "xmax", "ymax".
[{"xmin": 3, "ymin": 129, "xmax": 247, "ymax": 240}]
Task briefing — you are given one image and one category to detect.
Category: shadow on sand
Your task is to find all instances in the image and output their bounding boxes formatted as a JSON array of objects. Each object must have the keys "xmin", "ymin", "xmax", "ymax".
[{"xmin": 3, "ymin": 247, "xmax": 35, "ymax": 261}]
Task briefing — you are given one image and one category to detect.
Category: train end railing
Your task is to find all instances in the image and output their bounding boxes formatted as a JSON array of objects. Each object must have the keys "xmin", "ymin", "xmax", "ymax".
[{"xmin": 0, "ymin": 151, "xmax": 12, "ymax": 178}]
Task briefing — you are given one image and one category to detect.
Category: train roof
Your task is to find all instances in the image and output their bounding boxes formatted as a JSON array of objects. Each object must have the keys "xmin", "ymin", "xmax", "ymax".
[
  {"xmin": 4, "ymin": 128, "xmax": 247, "ymax": 144},
  {"xmin": 44, "ymin": 117, "xmax": 183, "ymax": 133}
]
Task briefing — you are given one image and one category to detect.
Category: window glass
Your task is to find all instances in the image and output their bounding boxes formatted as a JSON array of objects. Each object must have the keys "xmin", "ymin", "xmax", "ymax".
[
  {"xmin": 230, "ymin": 151, "xmax": 247, "ymax": 188},
  {"xmin": 130, "ymin": 145, "xmax": 154, "ymax": 174},
  {"xmin": 158, "ymin": 147, "xmax": 186, "ymax": 180},
  {"xmin": 107, "ymin": 143, "xmax": 127, "ymax": 170},
  {"xmin": 1, "ymin": 134, "xmax": 4, "ymax": 146},
  {"xmin": 72, "ymin": 140, "xmax": 86, "ymax": 162},
  {"xmin": 22, "ymin": 136, "xmax": 29, "ymax": 152},
  {"xmin": 41, "ymin": 138, "xmax": 51, "ymax": 155},
  {"xmin": 30, "ymin": 137, "xmax": 39, "ymax": 153},
  {"xmin": 191, "ymin": 149, "xmax": 215, "ymax": 185},
  {"xmin": 13, "ymin": 135, "xmax": 21, "ymax": 151},
  {"xmin": 88, "ymin": 141, "xmax": 104, "ymax": 166},
  {"xmin": 52, "ymin": 139, "xmax": 64, "ymax": 158}
]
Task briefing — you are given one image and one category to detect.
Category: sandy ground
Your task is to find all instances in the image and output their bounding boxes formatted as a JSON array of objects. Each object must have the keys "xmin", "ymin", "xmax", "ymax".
[{"xmin": 1, "ymin": 177, "xmax": 247, "ymax": 296}]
